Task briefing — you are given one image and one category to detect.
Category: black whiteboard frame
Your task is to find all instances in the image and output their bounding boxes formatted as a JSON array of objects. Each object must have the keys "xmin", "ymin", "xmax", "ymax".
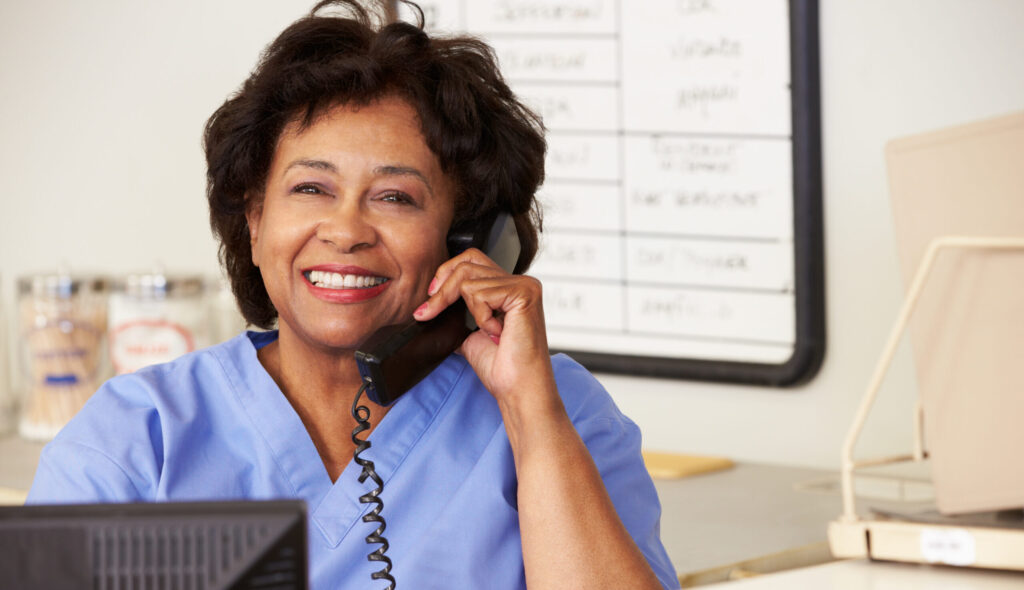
[{"xmin": 552, "ymin": 0, "xmax": 825, "ymax": 387}]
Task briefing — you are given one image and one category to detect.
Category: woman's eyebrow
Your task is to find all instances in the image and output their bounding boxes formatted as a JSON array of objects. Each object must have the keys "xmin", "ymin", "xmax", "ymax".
[
  {"xmin": 374, "ymin": 164, "xmax": 434, "ymax": 196},
  {"xmin": 284, "ymin": 160, "xmax": 434, "ymax": 196},
  {"xmin": 285, "ymin": 158, "xmax": 337, "ymax": 173}
]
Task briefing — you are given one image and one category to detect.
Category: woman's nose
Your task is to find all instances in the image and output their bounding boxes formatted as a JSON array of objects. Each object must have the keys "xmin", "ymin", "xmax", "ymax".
[{"xmin": 316, "ymin": 200, "xmax": 377, "ymax": 253}]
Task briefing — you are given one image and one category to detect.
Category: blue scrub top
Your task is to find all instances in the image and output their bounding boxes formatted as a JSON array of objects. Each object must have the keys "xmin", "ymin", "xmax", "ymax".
[{"xmin": 28, "ymin": 331, "xmax": 680, "ymax": 589}]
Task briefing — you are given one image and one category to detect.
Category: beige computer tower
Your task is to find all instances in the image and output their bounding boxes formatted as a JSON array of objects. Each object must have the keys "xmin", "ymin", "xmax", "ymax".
[{"xmin": 886, "ymin": 110, "xmax": 1024, "ymax": 515}]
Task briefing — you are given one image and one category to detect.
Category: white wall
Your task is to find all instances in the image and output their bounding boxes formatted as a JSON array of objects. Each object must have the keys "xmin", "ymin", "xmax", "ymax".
[{"xmin": 2, "ymin": 0, "xmax": 1023, "ymax": 468}]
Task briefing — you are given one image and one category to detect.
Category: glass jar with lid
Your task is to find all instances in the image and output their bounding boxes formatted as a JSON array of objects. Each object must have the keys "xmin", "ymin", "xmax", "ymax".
[
  {"xmin": 17, "ymin": 273, "xmax": 110, "ymax": 440},
  {"xmin": 107, "ymin": 271, "xmax": 209, "ymax": 374}
]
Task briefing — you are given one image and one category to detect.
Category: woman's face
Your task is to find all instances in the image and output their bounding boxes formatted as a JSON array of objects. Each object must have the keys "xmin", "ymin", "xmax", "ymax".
[{"xmin": 247, "ymin": 96, "xmax": 455, "ymax": 353}]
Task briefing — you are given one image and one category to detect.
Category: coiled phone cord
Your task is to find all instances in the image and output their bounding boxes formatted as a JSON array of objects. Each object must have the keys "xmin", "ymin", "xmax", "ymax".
[{"xmin": 351, "ymin": 380, "xmax": 396, "ymax": 589}]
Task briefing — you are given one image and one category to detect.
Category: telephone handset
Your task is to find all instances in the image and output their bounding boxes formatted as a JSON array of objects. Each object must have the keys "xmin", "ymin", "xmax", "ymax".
[
  {"xmin": 354, "ymin": 212, "xmax": 522, "ymax": 406},
  {"xmin": 349, "ymin": 213, "xmax": 519, "ymax": 589}
]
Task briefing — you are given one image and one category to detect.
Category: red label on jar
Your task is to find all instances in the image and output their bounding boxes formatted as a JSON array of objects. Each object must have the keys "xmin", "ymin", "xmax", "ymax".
[{"xmin": 110, "ymin": 319, "xmax": 195, "ymax": 374}]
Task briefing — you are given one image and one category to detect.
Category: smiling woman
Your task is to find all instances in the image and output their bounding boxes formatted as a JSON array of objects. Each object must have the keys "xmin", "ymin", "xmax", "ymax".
[
  {"xmin": 25, "ymin": 2, "xmax": 679, "ymax": 589},
  {"xmin": 248, "ymin": 98, "xmax": 454, "ymax": 362}
]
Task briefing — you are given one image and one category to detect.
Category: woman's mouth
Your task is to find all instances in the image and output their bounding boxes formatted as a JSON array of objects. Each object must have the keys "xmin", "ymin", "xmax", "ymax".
[{"xmin": 304, "ymin": 270, "xmax": 389, "ymax": 290}]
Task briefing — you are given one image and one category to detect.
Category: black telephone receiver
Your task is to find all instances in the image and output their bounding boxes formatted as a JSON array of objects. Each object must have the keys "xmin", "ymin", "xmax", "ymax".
[{"xmin": 354, "ymin": 212, "xmax": 522, "ymax": 406}]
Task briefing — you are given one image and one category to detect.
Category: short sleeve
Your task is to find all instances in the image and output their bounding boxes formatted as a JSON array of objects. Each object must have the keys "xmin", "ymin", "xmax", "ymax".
[
  {"xmin": 29, "ymin": 441, "xmax": 146, "ymax": 503},
  {"xmin": 26, "ymin": 373, "xmax": 164, "ymax": 505},
  {"xmin": 552, "ymin": 355, "xmax": 681, "ymax": 590}
]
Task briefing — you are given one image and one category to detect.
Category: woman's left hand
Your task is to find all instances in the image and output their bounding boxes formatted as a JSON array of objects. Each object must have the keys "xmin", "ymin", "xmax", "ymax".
[
  {"xmin": 415, "ymin": 248, "xmax": 664, "ymax": 590},
  {"xmin": 412, "ymin": 247, "xmax": 556, "ymax": 408}
]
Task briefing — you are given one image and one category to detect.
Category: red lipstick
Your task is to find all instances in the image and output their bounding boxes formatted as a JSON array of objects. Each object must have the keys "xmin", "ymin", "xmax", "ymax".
[{"xmin": 302, "ymin": 265, "xmax": 391, "ymax": 303}]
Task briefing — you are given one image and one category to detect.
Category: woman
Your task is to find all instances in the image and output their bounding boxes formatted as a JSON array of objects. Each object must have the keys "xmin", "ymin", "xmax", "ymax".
[{"xmin": 29, "ymin": 2, "xmax": 679, "ymax": 588}]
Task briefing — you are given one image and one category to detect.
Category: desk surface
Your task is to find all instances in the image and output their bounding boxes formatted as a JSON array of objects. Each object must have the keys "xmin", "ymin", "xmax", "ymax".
[
  {"xmin": 0, "ymin": 434, "xmax": 42, "ymax": 499},
  {"xmin": 652, "ymin": 462, "xmax": 838, "ymax": 577},
  {"xmin": 712, "ymin": 559, "xmax": 1024, "ymax": 588}
]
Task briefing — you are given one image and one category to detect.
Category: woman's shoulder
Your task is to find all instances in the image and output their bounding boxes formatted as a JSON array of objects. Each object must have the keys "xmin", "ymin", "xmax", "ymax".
[
  {"xmin": 549, "ymin": 353, "xmax": 633, "ymax": 428},
  {"xmin": 30, "ymin": 331, "xmax": 275, "ymax": 503},
  {"xmin": 549, "ymin": 352, "xmax": 594, "ymax": 387}
]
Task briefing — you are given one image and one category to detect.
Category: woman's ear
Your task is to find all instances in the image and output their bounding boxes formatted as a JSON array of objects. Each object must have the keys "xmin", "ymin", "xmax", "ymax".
[{"xmin": 245, "ymin": 194, "xmax": 262, "ymax": 267}]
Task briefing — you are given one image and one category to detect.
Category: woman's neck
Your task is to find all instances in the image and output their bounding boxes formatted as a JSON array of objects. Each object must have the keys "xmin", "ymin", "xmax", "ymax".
[
  {"xmin": 256, "ymin": 326, "xmax": 386, "ymax": 481},
  {"xmin": 260, "ymin": 327, "xmax": 364, "ymax": 402}
]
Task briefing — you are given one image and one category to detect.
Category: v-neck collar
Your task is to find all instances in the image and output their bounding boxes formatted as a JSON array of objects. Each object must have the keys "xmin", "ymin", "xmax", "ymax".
[{"xmin": 217, "ymin": 330, "xmax": 470, "ymax": 547}]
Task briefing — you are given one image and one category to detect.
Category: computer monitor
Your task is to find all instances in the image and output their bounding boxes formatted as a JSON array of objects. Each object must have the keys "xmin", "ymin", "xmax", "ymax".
[{"xmin": 0, "ymin": 499, "xmax": 308, "ymax": 590}]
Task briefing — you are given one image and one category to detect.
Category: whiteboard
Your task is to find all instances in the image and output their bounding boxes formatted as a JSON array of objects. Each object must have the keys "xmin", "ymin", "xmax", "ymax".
[{"xmin": 403, "ymin": 0, "xmax": 825, "ymax": 385}]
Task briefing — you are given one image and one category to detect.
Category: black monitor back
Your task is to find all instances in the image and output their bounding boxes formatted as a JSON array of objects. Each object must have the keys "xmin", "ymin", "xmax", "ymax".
[{"xmin": 0, "ymin": 499, "xmax": 307, "ymax": 590}]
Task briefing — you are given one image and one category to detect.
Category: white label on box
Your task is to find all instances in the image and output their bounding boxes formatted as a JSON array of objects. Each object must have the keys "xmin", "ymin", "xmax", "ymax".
[{"xmin": 919, "ymin": 528, "xmax": 976, "ymax": 566}]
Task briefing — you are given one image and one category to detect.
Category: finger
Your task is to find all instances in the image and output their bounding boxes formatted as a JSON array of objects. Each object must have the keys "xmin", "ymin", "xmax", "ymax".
[
  {"xmin": 459, "ymin": 279, "xmax": 514, "ymax": 336},
  {"xmin": 430, "ymin": 248, "xmax": 503, "ymax": 296},
  {"xmin": 457, "ymin": 329, "xmax": 498, "ymax": 369},
  {"xmin": 459, "ymin": 277, "xmax": 545, "ymax": 340},
  {"xmin": 414, "ymin": 260, "xmax": 506, "ymax": 321}
]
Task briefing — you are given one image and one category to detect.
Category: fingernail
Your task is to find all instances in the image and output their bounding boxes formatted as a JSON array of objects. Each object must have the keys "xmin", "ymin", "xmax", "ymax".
[
  {"xmin": 489, "ymin": 334, "xmax": 500, "ymax": 344},
  {"xmin": 414, "ymin": 303, "xmax": 428, "ymax": 317},
  {"xmin": 427, "ymin": 278, "xmax": 438, "ymax": 295}
]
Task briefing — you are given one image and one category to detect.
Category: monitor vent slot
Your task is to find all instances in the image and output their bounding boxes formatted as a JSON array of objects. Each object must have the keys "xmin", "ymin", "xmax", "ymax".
[
  {"xmin": 90, "ymin": 522, "xmax": 277, "ymax": 590},
  {"xmin": 234, "ymin": 544, "xmax": 302, "ymax": 590}
]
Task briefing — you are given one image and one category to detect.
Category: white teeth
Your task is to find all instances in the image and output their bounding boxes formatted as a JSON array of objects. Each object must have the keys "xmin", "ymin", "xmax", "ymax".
[{"xmin": 307, "ymin": 271, "xmax": 386, "ymax": 290}]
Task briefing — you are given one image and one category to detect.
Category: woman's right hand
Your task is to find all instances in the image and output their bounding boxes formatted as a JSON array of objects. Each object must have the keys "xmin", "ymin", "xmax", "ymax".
[{"xmin": 412, "ymin": 247, "xmax": 558, "ymax": 414}]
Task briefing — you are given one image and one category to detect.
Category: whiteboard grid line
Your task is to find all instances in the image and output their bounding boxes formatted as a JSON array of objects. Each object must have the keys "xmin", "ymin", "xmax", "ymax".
[
  {"xmin": 622, "ymin": 130, "xmax": 793, "ymax": 141},
  {"xmin": 614, "ymin": 0, "xmax": 629, "ymax": 335},
  {"xmin": 510, "ymin": 79, "xmax": 620, "ymax": 87},
  {"xmin": 536, "ymin": 277, "xmax": 794, "ymax": 295},
  {"xmin": 549, "ymin": 326, "xmax": 795, "ymax": 348},
  {"xmin": 541, "ymin": 128, "xmax": 793, "ymax": 141},
  {"xmin": 473, "ymin": 32, "xmax": 618, "ymax": 40},
  {"xmin": 544, "ymin": 176, "xmax": 620, "ymax": 186},
  {"xmin": 541, "ymin": 228, "xmax": 791, "ymax": 243}
]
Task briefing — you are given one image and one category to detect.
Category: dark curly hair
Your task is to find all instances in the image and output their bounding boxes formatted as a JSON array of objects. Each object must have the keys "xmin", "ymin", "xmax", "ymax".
[{"xmin": 204, "ymin": 0, "xmax": 546, "ymax": 328}]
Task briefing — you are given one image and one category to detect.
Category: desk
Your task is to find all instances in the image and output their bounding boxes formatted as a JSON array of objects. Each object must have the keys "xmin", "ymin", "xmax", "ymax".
[
  {"xmin": 0, "ymin": 435, "xmax": 840, "ymax": 585},
  {"xmin": 653, "ymin": 462, "xmax": 839, "ymax": 584},
  {"xmin": 711, "ymin": 559, "xmax": 1024, "ymax": 588},
  {"xmin": 0, "ymin": 434, "xmax": 42, "ymax": 503}
]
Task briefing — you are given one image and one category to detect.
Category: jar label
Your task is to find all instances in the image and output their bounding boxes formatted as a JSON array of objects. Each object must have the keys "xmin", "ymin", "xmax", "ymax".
[{"xmin": 110, "ymin": 319, "xmax": 195, "ymax": 374}]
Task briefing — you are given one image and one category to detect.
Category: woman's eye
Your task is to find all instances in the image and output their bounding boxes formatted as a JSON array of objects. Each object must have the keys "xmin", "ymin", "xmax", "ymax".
[
  {"xmin": 379, "ymin": 191, "xmax": 413, "ymax": 205},
  {"xmin": 292, "ymin": 183, "xmax": 324, "ymax": 195}
]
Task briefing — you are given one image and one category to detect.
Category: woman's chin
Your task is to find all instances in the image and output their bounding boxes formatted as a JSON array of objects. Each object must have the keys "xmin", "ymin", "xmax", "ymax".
[{"xmin": 282, "ymin": 318, "xmax": 397, "ymax": 355}]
